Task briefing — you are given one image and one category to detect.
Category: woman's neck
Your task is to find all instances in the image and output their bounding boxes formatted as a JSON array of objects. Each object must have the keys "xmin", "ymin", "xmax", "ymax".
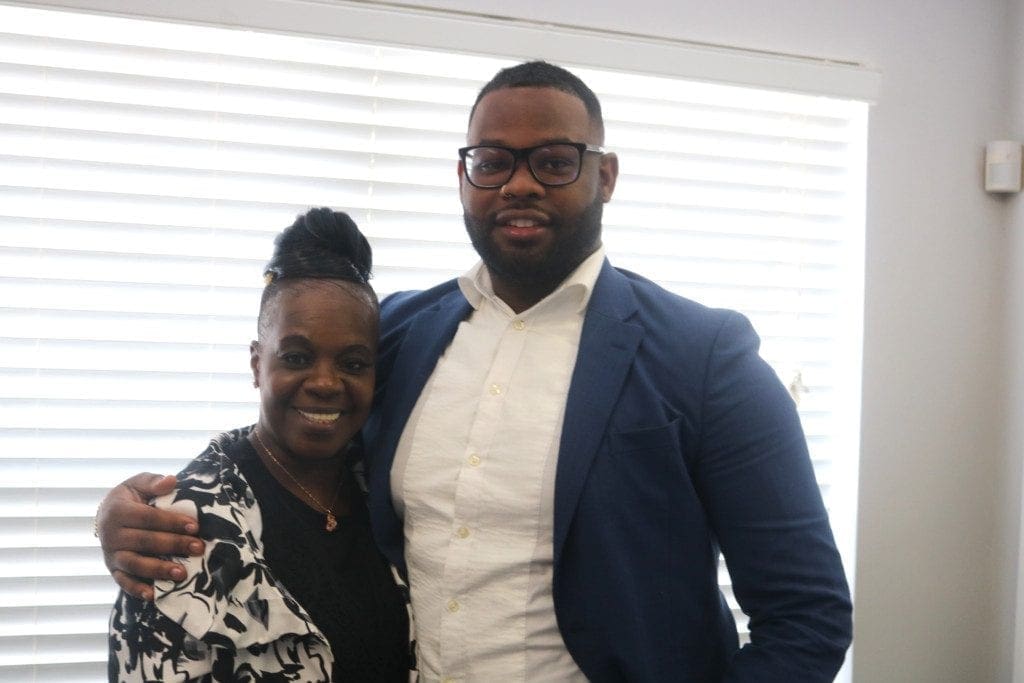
[{"xmin": 248, "ymin": 428, "xmax": 351, "ymax": 516}]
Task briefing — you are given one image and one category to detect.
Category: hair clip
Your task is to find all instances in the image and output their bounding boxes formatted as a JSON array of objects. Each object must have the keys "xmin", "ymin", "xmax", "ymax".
[{"xmin": 263, "ymin": 272, "xmax": 275, "ymax": 286}]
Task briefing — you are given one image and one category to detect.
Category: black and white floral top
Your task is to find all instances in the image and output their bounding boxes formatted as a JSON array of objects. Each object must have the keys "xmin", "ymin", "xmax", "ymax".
[{"xmin": 108, "ymin": 427, "xmax": 412, "ymax": 682}]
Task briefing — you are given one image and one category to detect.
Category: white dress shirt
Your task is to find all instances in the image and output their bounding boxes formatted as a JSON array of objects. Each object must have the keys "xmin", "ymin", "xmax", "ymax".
[{"xmin": 390, "ymin": 248, "xmax": 606, "ymax": 682}]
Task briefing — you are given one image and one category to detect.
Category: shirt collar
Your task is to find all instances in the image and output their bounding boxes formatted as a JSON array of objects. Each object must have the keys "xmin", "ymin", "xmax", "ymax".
[{"xmin": 458, "ymin": 245, "xmax": 606, "ymax": 316}]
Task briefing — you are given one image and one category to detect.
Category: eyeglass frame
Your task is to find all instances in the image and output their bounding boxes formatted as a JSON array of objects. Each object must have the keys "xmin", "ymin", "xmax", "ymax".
[{"xmin": 458, "ymin": 142, "xmax": 606, "ymax": 189}]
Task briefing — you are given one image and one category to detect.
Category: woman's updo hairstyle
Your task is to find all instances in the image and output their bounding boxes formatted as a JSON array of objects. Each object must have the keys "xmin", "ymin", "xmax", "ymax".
[
  {"xmin": 258, "ymin": 208, "xmax": 377, "ymax": 336},
  {"xmin": 264, "ymin": 207, "xmax": 372, "ymax": 285}
]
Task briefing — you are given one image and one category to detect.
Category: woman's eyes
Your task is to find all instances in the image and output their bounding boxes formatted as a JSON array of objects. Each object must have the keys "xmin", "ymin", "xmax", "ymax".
[
  {"xmin": 278, "ymin": 352, "xmax": 372, "ymax": 374},
  {"xmin": 340, "ymin": 358, "xmax": 373, "ymax": 375},
  {"xmin": 280, "ymin": 352, "xmax": 311, "ymax": 367}
]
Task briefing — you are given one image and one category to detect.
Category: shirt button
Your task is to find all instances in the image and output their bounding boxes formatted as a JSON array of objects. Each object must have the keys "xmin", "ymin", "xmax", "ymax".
[
  {"xmin": 447, "ymin": 599, "xmax": 460, "ymax": 613},
  {"xmin": 513, "ymin": 319, "xmax": 526, "ymax": 330},
  {"xmin": 456, "ymin": 526, "xmax": 470, "ymax": 539},
  {"xmin": 489, "ymin": 384, "xmax": 502, "ymax": 395},
  {"xmin": 468, "ymin": 453, "xmax": 481, "ymax": 467}
]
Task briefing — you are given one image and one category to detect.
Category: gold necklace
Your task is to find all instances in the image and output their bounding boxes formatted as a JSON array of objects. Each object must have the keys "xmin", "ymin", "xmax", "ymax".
[{"xmin": 251, "ymin": 428, "xmax": 343, "ymax": 532}]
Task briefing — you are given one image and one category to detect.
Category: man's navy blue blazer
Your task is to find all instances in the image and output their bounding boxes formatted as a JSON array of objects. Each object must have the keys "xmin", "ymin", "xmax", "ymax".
[{"xmin": 362, "ymin": 259, "xmax": 852, "ymax": 682}]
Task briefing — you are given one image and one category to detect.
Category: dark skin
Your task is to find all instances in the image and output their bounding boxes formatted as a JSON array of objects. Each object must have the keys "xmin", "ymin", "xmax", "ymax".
[
  {"xmin": 97, "ymin": 473, "xmax": 198, "ymax": 598},
  {"xmin": 100, "ymin": 278, "xmax": 379, "ymax": 600},
  {"xmin": 460, "ymin": 87, "xmax": 617, "ymax": 312},
  {"xmin": 99, "ymin": 85, "xmax": 620, "ymax": 599},
  {"xmin": 248, "ymin": 279, "xmax": 378, "ymax": 514}
]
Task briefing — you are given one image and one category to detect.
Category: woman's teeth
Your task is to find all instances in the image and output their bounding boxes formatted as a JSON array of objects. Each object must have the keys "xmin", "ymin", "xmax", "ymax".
[{"xmin": 298, "ymin": 410, "xmax": 341, "ymax": 424}]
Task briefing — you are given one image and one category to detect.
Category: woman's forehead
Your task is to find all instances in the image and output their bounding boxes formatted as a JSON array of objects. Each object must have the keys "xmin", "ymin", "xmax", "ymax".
[{"xmin": 263, "ymin": 279, "xmax": 377, "ymax": 332}]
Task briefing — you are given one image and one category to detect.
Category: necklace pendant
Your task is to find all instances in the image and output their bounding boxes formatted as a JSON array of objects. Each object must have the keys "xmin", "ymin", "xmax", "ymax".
[{"xmin": 325, "ymin": 512, "xmax": 338, "ymax": 532}]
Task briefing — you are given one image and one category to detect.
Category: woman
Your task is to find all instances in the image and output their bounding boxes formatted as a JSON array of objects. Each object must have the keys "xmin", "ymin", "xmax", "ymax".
[{"xmin": 108, "ymin": 208, "xmax": 412, "ymax": 682}]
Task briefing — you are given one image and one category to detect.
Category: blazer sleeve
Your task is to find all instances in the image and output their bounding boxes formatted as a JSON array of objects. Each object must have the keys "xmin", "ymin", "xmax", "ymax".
[{"xmin": 693, "ymin": 311, "xmax": 853, "ymax": 682}]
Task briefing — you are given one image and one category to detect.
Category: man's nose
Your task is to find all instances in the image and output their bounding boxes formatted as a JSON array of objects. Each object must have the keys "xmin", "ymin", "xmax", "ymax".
[{"xmin": 501, "ymin": 158, "xmax": 546, "ymax": 198}]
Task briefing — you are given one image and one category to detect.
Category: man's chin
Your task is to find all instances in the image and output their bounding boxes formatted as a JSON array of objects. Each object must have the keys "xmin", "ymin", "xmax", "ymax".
[
  {"xmin": 486, "ymin": 253, "xmax": 564, "ymax": 289},
  {"xmin": 477, "ymin": 234, "xmax": 539, "ymax": 269}
]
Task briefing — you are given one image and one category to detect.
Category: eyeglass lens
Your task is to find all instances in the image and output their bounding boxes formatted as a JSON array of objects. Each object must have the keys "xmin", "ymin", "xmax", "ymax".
[{"xmin": 465, "ymin": 144, "xmax": 582, "ymax": 187}]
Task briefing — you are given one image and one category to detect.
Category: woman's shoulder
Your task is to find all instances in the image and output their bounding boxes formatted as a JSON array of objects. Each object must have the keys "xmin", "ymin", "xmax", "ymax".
[
  {"xmin": 179, "ymin": 425, "xmax": 253, "ymax": 482},
  {"xmin": 148, "ymin": 427, "xmax": 325, "ymax": 651},
  {"xmin": 161, "ymin": 426, "xmax": 259, "ymax": 518}
]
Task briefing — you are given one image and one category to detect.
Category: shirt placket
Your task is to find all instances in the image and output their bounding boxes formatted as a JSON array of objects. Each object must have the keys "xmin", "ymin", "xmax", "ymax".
[{"xmin": 438, "ymin": 313, "xmax": 530, "ymax": 680}]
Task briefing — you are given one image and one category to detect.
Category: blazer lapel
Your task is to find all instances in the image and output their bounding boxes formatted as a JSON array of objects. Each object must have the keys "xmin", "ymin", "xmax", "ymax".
[
  {"xmin": 367, "ymin": 290, "xmax": 472, "ymax": 569},
  {"xmin": 377, "ymin": 295, "xmax": 471, "ymax": 457},
  {"xmin": 553, "ymin": 262, "xmax": 643, "ymax": 564}
]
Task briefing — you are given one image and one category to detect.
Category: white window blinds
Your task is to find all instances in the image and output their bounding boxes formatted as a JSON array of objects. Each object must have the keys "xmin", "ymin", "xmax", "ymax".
[{"xmin": 0, "ymin": 3, "xmax": 867, "ymax": 681}]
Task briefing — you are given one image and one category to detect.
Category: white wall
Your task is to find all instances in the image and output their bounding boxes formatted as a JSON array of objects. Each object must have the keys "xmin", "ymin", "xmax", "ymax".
[
  {"xmin": 1008, "ymin": 0, "xmax": 1024, "ymax": 680},
  {"xmin": 398, "ymin": 1, "xmax": 1018, "ymax": 681}
]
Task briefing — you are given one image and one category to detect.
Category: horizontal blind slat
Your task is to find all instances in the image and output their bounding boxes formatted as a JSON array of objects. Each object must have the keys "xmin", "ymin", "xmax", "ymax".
[{"xmin": 0, "ymin": 662, "xmax": 106, "ymax": 683}]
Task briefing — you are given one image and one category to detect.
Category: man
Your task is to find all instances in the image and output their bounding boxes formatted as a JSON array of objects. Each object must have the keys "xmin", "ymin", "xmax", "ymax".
[{"xmin": 98, "ymin": 61, "xmax": 852, "ymax": 681}]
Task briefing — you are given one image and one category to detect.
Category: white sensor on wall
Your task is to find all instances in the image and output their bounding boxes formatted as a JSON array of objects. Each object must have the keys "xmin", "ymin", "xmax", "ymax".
[{"xmin": 985, "ymin": 140, "xmax": 1022, "ymax": 193}]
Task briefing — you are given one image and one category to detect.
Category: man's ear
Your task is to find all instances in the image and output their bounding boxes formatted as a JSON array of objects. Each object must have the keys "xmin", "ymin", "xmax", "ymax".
[
  {"xmin": 457, "ymin": 158, "xmax": 467, "ymax": 190},
  {"xmin": 249, "ymin": 341, "xmax": 260, "ymax": 388},
  {"xmin": 598, "ymin": 152, "xmax": 618, "ymax": 203}
]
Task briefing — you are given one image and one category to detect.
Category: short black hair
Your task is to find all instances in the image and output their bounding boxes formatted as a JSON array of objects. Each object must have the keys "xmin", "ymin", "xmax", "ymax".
[
  {"xmin": 470, "ymin": 61, "xmax": 604, "ymax": 139},
  {"xmin": 257, "ymin": 207, "xmax": 376, "ymax": 337}
]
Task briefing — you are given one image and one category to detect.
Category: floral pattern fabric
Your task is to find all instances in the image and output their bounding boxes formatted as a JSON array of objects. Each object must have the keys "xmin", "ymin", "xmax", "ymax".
[{"xmin": 108, "ymin": 428, "xmax": 336, "ymax": 682}]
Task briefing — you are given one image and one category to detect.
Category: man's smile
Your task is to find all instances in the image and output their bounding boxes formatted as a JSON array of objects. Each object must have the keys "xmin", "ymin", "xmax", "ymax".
[{"xmin": 494, "ymin": 209, "xmax": 551, "ymax": 240}]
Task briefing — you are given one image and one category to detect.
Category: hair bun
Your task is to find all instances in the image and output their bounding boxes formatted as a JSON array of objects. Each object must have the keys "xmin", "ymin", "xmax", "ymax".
[{"xmin": 264, "ymin": 207, "xmax": 372, "ymax": 285}]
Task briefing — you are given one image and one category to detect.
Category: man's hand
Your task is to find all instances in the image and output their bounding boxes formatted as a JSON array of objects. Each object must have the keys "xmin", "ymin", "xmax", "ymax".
[{"xmin": 96, "ymin": 473, "xmax": 204, "ymax": 601}]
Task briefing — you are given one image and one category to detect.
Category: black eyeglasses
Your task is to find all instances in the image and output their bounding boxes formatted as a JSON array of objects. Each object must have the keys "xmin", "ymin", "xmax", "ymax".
[{"xmin": 458, "ymin": 142, "xmax": 605, "ymax": 189}]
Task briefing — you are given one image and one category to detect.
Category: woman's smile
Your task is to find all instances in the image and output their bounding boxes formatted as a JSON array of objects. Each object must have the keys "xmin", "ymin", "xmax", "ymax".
[{"xmin": 296, "ymin": 408, "xmax": 345, "ymax": 425}]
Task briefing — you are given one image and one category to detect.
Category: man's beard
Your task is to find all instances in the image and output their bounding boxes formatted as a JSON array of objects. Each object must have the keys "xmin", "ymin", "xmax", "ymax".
[{"xmin": 464, "ymin": 195, "xmax": 604, "ymax": 296}]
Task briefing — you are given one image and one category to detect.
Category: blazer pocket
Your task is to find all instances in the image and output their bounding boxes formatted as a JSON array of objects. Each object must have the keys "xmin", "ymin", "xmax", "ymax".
[
  {"xmin": 599, "ymin": 417, "xmax": 702, "ymax": 534},
  {"xmin": 607, "ymin": 417, "xmax": 681, "ymax": 457}
]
